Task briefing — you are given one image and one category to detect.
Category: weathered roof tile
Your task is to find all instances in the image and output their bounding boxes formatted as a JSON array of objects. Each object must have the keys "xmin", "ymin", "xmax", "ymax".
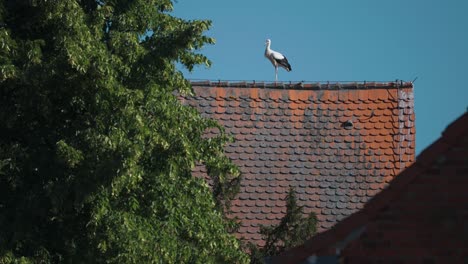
[{"xmin": 182, "ymin": 81, "xmax": 415, "ymax": 246}]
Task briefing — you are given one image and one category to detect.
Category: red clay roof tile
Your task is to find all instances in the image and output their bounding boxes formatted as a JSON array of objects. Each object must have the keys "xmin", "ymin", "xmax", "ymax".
[{"xmin": 180, "ymin": 81, "xmax": 416, "ymax": 246}]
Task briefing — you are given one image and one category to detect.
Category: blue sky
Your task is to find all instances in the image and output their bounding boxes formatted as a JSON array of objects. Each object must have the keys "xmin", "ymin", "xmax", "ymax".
[{"xmin": 173, "ymin": 0, "xmax": 468, "ymax": 155}]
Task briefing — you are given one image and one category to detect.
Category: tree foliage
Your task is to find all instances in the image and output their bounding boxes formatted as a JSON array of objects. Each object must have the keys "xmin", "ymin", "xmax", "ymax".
[
  {"xmin": 248, "ymin": 188, "xmax": 318, "ymax": 263},
  {"xmin": 0, "ymin": 0, "xmax": 247, "ymax": 263}
]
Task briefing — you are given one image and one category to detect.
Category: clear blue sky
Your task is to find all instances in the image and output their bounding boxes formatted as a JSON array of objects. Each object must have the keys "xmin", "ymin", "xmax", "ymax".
[{"xmin": 173, "ymin": 0, "xmax": 468, "ymax": 155}]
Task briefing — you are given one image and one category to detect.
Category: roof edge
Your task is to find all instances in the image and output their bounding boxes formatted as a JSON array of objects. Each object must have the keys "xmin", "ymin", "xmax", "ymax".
[{"xmin": 190, "ymin": 80, "xmax": 413, "ymax": 90}]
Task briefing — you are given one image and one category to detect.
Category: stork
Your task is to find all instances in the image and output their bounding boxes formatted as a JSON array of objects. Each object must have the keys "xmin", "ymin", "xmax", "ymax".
[{"xmin": 264, "ymin": 39, "xmax": 292, "ymax": 81}]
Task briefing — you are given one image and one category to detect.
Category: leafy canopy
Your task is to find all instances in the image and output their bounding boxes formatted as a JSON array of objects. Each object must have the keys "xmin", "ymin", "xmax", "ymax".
[{"xmin": 0, "ymin": 0, "xmax": 247, "ymax": 263}]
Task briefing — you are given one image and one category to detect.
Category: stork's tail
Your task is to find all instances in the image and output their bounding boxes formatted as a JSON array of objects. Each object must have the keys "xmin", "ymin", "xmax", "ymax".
[{"xmin": 278, "ymin": 58, "xmax": 292, "ymax": 72}]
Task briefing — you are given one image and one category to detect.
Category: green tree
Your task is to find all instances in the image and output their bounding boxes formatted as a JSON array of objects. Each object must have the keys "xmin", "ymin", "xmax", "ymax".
[
  {"xmin": 248, "ymin": 188, "xmax": 318, "ymax": 263},
  {"xmin": 0, "ymin": 0, "xmax": 247, "ymax": 263}
]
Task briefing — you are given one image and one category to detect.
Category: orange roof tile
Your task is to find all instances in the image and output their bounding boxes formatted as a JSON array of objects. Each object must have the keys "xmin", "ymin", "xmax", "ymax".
[{"xmin": 180, "ymin": 81, "xmax": 416, "ymax": 246}]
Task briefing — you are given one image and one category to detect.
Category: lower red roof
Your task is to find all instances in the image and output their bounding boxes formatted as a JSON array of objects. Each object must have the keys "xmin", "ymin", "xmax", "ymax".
[{"xmin": 273, "ymin": 111, "xmax": 468, "ymax": 263}]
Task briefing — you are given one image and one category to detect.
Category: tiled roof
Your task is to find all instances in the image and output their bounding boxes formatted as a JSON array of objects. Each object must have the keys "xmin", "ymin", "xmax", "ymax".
[
  {"xmin": 273, "ymin": 111, "xmax": 468, "ymax": 264},
  {"xmin": 180, "ymin": 81, "xmax": 416, "ymax": 246}
]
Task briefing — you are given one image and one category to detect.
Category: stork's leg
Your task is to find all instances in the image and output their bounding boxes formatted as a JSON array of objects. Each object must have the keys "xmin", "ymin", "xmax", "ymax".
[{"xmin": 275, "ymin": 67, "xmax": 278, "ymax": 82}]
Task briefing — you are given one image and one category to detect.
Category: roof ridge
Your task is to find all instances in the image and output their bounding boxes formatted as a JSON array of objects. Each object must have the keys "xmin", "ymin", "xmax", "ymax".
[{"xmin": 190, "ymin": 80, "xmax": 414, "ymax": 90}]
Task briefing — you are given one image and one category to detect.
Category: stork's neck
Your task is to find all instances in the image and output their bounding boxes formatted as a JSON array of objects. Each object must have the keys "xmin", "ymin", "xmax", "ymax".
[{"xmin": 265, "ymin": 42, "xmax": 271, "ymax": 55}]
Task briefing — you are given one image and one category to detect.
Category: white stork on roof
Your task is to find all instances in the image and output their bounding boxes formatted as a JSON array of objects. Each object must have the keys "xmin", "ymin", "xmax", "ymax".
[{"xmin": 264, "ymin": 39, "xmax": 292, "ymax": 81}]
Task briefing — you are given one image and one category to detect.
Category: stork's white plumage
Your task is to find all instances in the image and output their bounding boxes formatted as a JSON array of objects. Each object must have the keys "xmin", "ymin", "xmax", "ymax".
[{"xmin": 264, "ymin": 39, "xmax": 291, "ymax": 81}]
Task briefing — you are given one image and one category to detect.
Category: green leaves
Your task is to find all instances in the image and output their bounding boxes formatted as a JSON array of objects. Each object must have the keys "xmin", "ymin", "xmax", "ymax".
[
  {"xmin": 0, "ymin": 25, "xmax": 17, "ymax": 81},
  {"xmin": 56, "ymin": 140, "xmax": 84, "ymax": 169},
  {"xmin": 248, "ymin": 188, "xmax": 318, "ymax": 263},
  {"xmin": 0, "ymin": 0, "xmax": 246, "ymax": 263}
]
